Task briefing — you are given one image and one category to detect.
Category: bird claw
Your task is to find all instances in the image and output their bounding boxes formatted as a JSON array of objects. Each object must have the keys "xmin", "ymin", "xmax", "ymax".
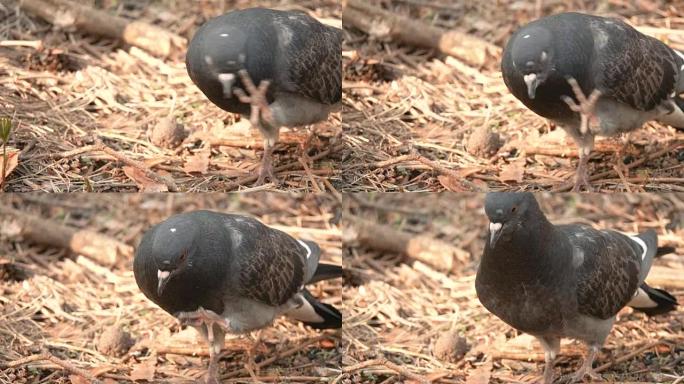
[
  {"xmin": 234, "ymin": 69, "xmax": 275, "ymax": 129},
  {"xmin": 203, "ymin": 372, "xmax": 220, "ymax": 384},
  {"xmin": 572, "ymin": 173, "xmax": 594, "ymax": 192},
  {"xmin": 255, "ymin": 146, "xmax": 278, "ymax": 186},
  {"xmin": 562, "ymin": 77, "xmax": 602, "ymax": 136},
  {"xmin": 558, "ymin": 368, "xmax": 602, "ymax": 383},
  {"xmin": 255, "ymin": 163, "xmax": 278, "ymax": 186},
  {"xmin": 176, "ymin": 307, "xmax": 229, "ymax": 332}
]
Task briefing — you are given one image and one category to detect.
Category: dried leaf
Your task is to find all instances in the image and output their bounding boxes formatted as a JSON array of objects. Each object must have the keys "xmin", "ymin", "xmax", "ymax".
[
  {"xmin": 68, "ymin": 375, "xmax": 89, "ymax": 384},
  {"xmin": 0, "ymin": 148, "xmax": 20, "ymax": 184},
  {"xmin": 130, "ymin": 358, "xmax": 156, "ymax": 382},
  {"xmin": 465, "ymin": 359, "xmax": 492, "ymax": 384},
  {"xmin": 437, "ymin": 175, "xmax": 466, "ymax": 192},
  {"xmin": 499, "ymin": 158, "xmax": 525, "ymax": 183},
  {"xmin": 320, "ymin": 338, "xmax": 336, "ymax": 349},
  {"xmin": 183, "ymin": 148, "xmax": 210, "ymax": 174},
  {"xmin": 123, "ymin": 166, "xmax": 168, "ymax": 192}
]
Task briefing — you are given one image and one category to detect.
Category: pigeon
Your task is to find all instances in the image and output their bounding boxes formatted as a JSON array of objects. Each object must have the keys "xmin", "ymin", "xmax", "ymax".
[
  {"xmin": 501, "ymin": 12, "xmax": 684, "ymax": 191},
  {"xmin": 186, "ymin": 8, "xmax": 342, "ymax": 184},
  {"xmin": 133, "ymin": 210, "xmax": 342, "ymax": 384},
  {"xmin": 476, "ymin": 193, "xmax": 678, "ymax": 384}
]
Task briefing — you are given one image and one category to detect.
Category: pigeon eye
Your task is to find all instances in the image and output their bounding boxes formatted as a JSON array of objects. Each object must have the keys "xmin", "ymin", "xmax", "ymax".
[
  {"xmin": 179, "ymin": 250, "xmax": 188, "ymax": 262},
  {"xmin": 511, "ymin": 206, "xmax": 518, "ymax": 213}
]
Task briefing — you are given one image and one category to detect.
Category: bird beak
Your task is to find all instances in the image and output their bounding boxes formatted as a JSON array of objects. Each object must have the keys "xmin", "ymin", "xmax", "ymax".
[
  {"xmin": 489, "ymin": 222, "xmax": 503, "ymax": 248},
  {"xmin": 523, "ymin": 73, "xmax": 539, "ymax": 99},
  {"xmin": 157, "ymin": 269, "xmax": 171, "ymax": 296}
]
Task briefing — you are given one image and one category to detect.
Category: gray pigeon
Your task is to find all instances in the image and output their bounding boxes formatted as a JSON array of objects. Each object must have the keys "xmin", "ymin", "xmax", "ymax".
[
  {"xmin": 476, "ymin": 193, "xmax": 677, "ymax": 383},
  {"xmin": 133, "ymin": 210, "xmax": 342, "ymax": 383},
  {"xmin": 186, "ymin": 8, "xmax": 342, "ymax": 184},
  {"xmin": 501, "ymin": 12, "xmax": 684, "ymax": 191}
]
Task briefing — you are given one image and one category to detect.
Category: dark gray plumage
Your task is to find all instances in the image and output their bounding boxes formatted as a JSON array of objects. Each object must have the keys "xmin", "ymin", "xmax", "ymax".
[
  {"xmin": 476, "ymin": 193, "xmax": 677, "ymax": 384},
  {"xmin": 502, "ymin": 12, "xmax": 684, "ymax": 190},
  {"xmin": 186, "ymin": 8, "xmax": 342, "ymax": 184},
  {"xmin": 133, "ymin": 210, "xmax": 341, "ymax": 384}
]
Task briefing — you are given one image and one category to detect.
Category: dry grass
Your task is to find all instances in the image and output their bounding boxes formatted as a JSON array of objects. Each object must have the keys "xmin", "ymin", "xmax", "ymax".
[
  {"xmin": 342, "ymin": 0, "xmax": 684, "ymax": 192},
  {"xmin": 343, "ymin": 193, "xmax": 684, "ymax": 383},
  {"xmin": 0, "ymin": 0, "xmax": 342, "ymax": 192},
  {"xmin": 0, "ymin": 193, "xmax": 342, "ymax": 383}
]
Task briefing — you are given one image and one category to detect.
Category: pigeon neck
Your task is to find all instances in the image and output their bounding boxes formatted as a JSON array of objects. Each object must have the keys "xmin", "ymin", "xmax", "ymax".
[{"xmin": 483, "ymin": 215, "xmax": 571, "ymax": 283}]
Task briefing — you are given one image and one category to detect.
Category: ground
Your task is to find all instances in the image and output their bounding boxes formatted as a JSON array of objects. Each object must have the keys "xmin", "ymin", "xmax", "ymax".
[
  {"xmin": 343, "ymin": 193, "xmax": 684, "ymax": 383},
  {"xmin": 342, "ymin": 0, "xmax": 684, "ymax": 192},
  {"xmin": 0, "ymin": 0, "xmax": 342, "ymax": 192},
  {"xmin": 0, "ymin": 193, "xmax": 342, "ymax": 383}
]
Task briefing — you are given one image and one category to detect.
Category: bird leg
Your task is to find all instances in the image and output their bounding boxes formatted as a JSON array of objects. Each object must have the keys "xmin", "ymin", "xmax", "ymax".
[
  {"xmin": 248, "ymin": 330, "xmax": 264, "ymax": 370},
  {"xmin": 234, "ymin": 70, "xmax": 280, "ymax": 185},
  {"xmin": 205, "ymin": 324, "xmax": 224, "ymax": 384},
  {"xmin": 255, "ymin": 135, "xmax": 277, "ymax": 185},
  {"xmin": 244, "ymin": 329, "xmax": 264, "ymax": 382},
  {"xmin": 176, "ymin": 308, "xmax": 229, "ymax": 384},
  {"xmin": 574, "ymin": 143, "xmax": 594, "ymax": 192},
  {"xmin": 537, "ymin": 336, "xmax": 560, "ymax": 384},
  {"xmin": 570, "ymin": 344, "xmax": 602, "ymax": 383},
  {"xmin": 299, "ymin": 124, "xmax": 319, "ymax": 166},
  {"xmin": 561, "ymin": 77, "xmax": 601, "ymax": 192}
]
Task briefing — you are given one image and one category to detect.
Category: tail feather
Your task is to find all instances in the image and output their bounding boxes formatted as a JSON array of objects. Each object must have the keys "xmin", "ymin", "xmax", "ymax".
[
  {"xmin": 660, "ymin": 95, "xmax": 684, "ymax": 129},
  {"xmin": 628, "ymin": 283, "xmax": 678, "ymax": 316},
  {"xmin": 308, "ymin": 263, "xmax": 342, "ymax": 284},
  {"xmin": 286, "ymin": 289, "xmax": 341, "ymax": 329},
  {"xmin": 656, "ymin": 245, "xmax": 676, "ymax": 257}
]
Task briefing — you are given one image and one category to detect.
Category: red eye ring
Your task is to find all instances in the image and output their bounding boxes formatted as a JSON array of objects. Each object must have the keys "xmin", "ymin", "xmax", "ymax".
[{"xmin": 511, "ymin": 206, "xmax": 517, "ymax": 213}]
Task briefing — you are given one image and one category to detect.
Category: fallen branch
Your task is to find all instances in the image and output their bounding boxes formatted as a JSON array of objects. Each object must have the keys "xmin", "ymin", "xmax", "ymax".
[
  {"xmin": 197, "ymin": 131, "xmax": 309, "ymax": 150},
  {"xmin": 521, "ymin": 141, "xmax": 625, "ymax": 158},
  {"xmin": 490, "ymin": 335, "xmax": 584, "ymax": 362},
  {"xmin": 0, "ymin": 205, "xmax": 133, "ymax": 266},
  {"xmin": 19, "ymin": 0, "xmax": 185, "ymax": 57},
  {"xmin": 343, "ymin": 0, "xmax": 500, "ymax": 67},
  {"xmin": 345, "ymin": 215, "xmax": 469, "ymax": 273}
]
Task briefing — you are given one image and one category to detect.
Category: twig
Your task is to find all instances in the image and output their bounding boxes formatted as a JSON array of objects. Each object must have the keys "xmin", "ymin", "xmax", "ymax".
[
  {"xmin": 220, "ymin": 335, "xmax": 332, "ymax": 380},
  {"xmin": 343, "ymin": 358, "xmax": 430, "ymax": 384},
  {"xmin": 94, "ymin": 139, "xmax": 179, "ymax": 192},
  {"xmin": 39, "ymin": 140, "xmax": 179, "ymax": 192},
  {"xmin": 550, "ymin": 143, "xmax": 682, "ymax": 192},
  {"xmin": 595, "ymin": 340, "xmax": 666, "ymax": 373},
  {"xmin": 370, "ymin": 152, "xmax": 481, "ymax": 191},
  {"xmin": 0, "ymin": 352, "xmax": 100, "ymax": 383}
]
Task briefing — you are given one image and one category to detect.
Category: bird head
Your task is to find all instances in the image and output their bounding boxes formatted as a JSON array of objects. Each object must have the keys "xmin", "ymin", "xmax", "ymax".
[
  {"xmin": 511, "ymin": 26, "xmax": 554, "ymax": 99},
  {"xmin": 150, "ymin": 215, "xmax": 199, "ymax": 297},
  {"xmin": 484, "ymin": 192, "xmax": 539, "ymax": 248}
]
